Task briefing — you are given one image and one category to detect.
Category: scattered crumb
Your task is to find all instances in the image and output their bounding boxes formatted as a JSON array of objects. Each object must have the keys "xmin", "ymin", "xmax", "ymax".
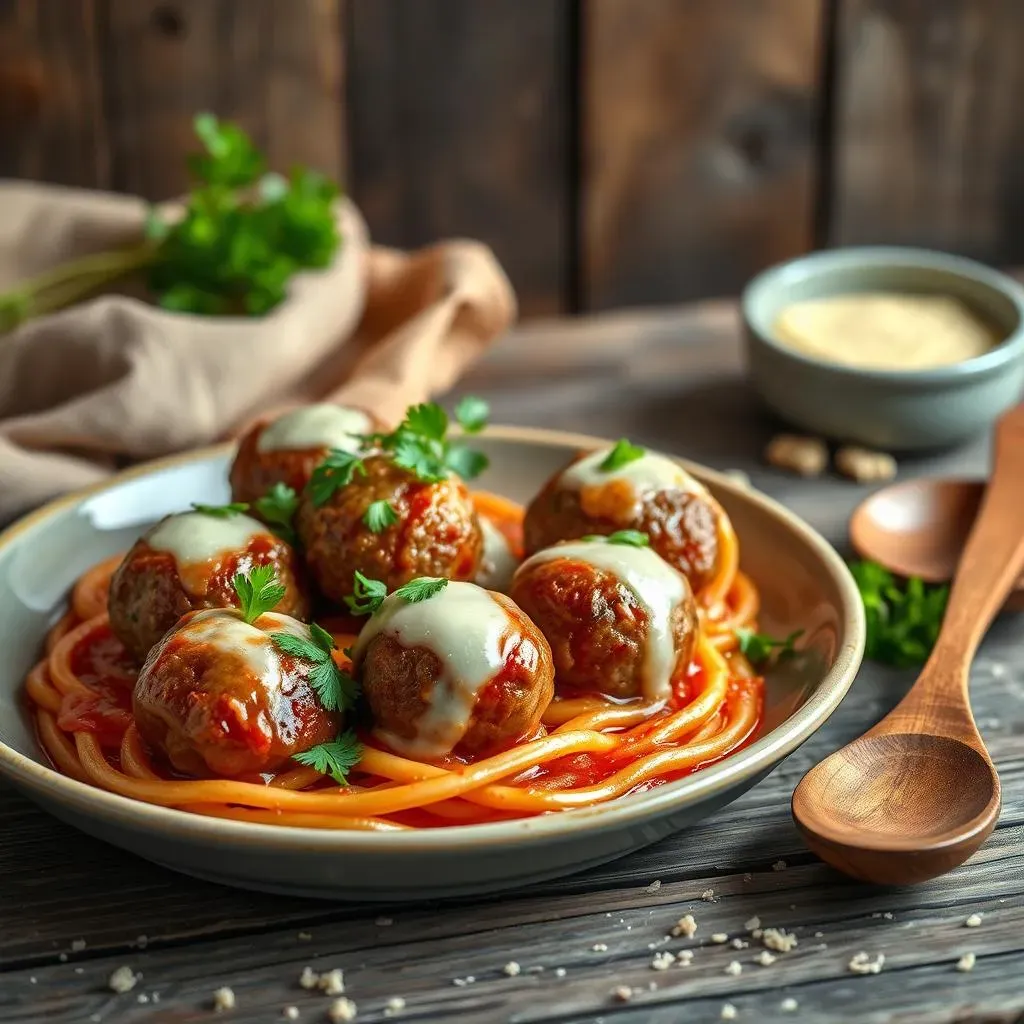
[
  {"xmin": 755, "ymin": 951, "xmax": 777, "ymax": 967},
  {"xmin": 676, "ymin": 949, "xmax": 695, "ymax": 966},
  {"xmin": 74, "ymin": 968, "xmax": 84, "ymax": 975},
  {"xmin": 384, "ymin": 996, "xmax": 406, "ymax": 1017},
  {"xmin": 612, "ymin": 985, "xmax": 633, "ymax": 1002},
  {"xmin": 452, "ymin": 976, "xmax": 476, "ymax": 987},
  {"xmin": 554, "ymin": 968, "xmax": 567, "ymax": 978},
  {"xmin": 651, "ymin": 951, "xmax": 676, "ymax": 971},
  {"xmin": 813, "ymin": 931, "xmax": 824, "ymax": 939},
  {"xmin": 29, "ymin": 977, "xmax": 37, "ymax": 984},
  {"xmin": 526, "ymin": 965, "xmax": 545, "ymax": 974},
  {"xmin": 320, "ymin": 970, "xmax": 346, "ymax": 996},
  {"xmin": 883, "ymin": 912, "xmax": 893, "ymax": 921},
  {"xmin": 212, "ymin": 987, "xmax": 236, "ymax": 1012},
  {"xmin": 765, "ymin": 434, "xmax": 828, "ymax": 478},
  {"xmin": 108, "ymin": 966, "xmax": 138, "ymax": 994},
  {"xmin": 503, "ymin": 962, "xmax": 521, "ymax": 977},
  {"xmin": 743, "ymin": 873, "xmax": 752, "ymax": 883},
  {"xmin": 592, "ymin": 943, "xmax": 609, "ymax": 952},
  {"xmin": 731, "ymin": 938, "xmax": 749, "ymax": 950},
  {"xmin": 58, "ymin": 953, "xmax": 68, "ymax": 963},
  {"xmin": 744, "ymin": 915, "xmax": 761, "ymax": 932},
  {"xmin": 991, "ymin": 663, "xmax": 1007, "ymax": 678},
  {"xmin": 299, "ymin": 966, "xmax": 320, "ymax": 990},
  {"xmin": 721, "ymin": 1003, "xmax": 738, "ymax": 1020},
  {"xmin": 711, "ymin": 933, "xmax": 729, "ymax": 944},
  {"xmin": 297, "ymin": 931, "xmax": 313, "ymax": 941},
  {"xmin": 772, "ymin": 860, "xmax": 787, "ymax": 872},
  {"xmin": 137, "ymin": 994, "xmax": 149, "ymax": 1004},
  {"xmin": 956, "ymin": 952, "xmax": 976, "ymax": 973},
  {"xmin": 70, "ymin": 939, "xmax": 87, "ymax": 953},
  {"xmin": 671, "ymin": 914, "xmax": 698, "ymax": 938},
  {"xmin": 761, "ymin": 928, "xmax": 798, "ymax": 953},
  {"xmin": 965, "ymin": 913, "xmax": 984, "ymax": 928},
  {"xmin": 848, "ymin": 951, "xmax": 885, "ymax": 975},
  {"xmin": 835, "ymin": 446, "xmax": 897, "ymax": 484},
  {"xmin": 375, "ymin": 916, "xmax": 394, "ymax": 927},
  {"xmin": 701, "ymin": 889, "xmax": 716, "ymax": 902},
  {"xmin": 724, "ymin": 960, "xmax": 743, "ymax": 977},
  {"xmin": 646, "ymin": 879, "xmax": 662, "ymax": 893},
  {"xmin": 136, "ymin": 935, "xmax": 148, "ymax": 948},
  {"xmin": 283, "ymin": 1008, "xmax": 300, "ymax": 1021},
  {"xmin": 328, "ymin": 997, "xmax": 358, "ymax": 1023},
  {"xmin": 781, "ymin": 997, "xmax": 799, "ymax": 1012}
]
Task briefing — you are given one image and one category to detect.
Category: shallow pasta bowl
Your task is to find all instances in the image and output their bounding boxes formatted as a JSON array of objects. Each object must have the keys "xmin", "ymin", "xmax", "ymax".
[{"xmin": 0, "ymin": 427, "xmax": 864, "ymax": 900}]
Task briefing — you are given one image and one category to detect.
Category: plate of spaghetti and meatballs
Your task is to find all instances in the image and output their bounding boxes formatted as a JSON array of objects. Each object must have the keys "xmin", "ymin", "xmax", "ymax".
[{"xmin": 0, "ymin": 399, "xmax": 864, "ymax": 899}]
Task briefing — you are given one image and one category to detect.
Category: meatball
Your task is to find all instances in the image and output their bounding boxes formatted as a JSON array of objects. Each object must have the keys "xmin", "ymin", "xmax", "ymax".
[
  {"xmin": 523, "ymin": 446, "xmax": 729, "ymax": 592},
  {"xmin": 133, "ymin": 609, "xmax": 341, "ymax": 777},
  {"xmin": 230, "ymin": 403, "xmax": 382, "ymax": 506},
  {"xmin": 109, "ymin": 510, "xmax": 308, "ymax": 662},
  {"xmin": 352, "ymin": 581, "xmax": 554, "ymax": 761},
  {"xmin": 510, "ymin": 538, "xmax": 698, "ymax": 702},
  {"xmin": 297, "ymin": 454, "xmax": 482, "ymax": 604}
]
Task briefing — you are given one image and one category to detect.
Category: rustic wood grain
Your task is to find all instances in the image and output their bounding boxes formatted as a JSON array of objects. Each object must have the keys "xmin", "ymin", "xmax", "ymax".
[
  {"xmin": 346, "ymin": 0, "xmax": 571, "ymax": 317},
  {"xmin": 1, "ymin": 301, "xmax": 1023, "ymax": 1022},
  {"xmin": 0, "ymin": 0, "xmax": 108, "ymax": 187},
  {"xmin": 98, "ymin": 0, "xmax": 345, "ymax": 199},
  {"xmin": 581, "ymin": 0, "xmax": 824, "ymax": 310},
  {"xmin": 829, "ymin": 0, "xmax": 1024, "ymax": 263}
]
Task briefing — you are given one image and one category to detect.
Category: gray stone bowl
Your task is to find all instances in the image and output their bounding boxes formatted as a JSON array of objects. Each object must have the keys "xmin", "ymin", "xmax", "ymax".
[{"xmin": 742, "ymin": 247, "xmax": 1024, "ymax": 450}]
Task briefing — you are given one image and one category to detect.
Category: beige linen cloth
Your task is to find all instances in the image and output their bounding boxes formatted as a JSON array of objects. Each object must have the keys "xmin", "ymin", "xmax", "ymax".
[{"xmin": 0, "ymin": 182, "xmax": 516, "ymax": 525}]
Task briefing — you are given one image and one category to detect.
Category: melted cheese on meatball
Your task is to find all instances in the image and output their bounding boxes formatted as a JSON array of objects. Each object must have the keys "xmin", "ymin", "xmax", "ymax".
[
  {"xmin": 147, "ymin": 511, "xmax": 268, "ymax": 567},
  {"xmin": 474, "ymin": 518, "xmax": 519, "ymax": 593},
  {"xmin": 516, "ymin": 540, "xmax": 688, "ymax": 703},
  {"xmin": 256, "ymin": 403, "xmax": 371, "ymax": 454},
  {"xmin": 354, "ymin": 582, "xmax": 514, "ymax": 759},
  {"xmin": 173, "ymin": 608, "xmax": 309, "ymax": 679}
]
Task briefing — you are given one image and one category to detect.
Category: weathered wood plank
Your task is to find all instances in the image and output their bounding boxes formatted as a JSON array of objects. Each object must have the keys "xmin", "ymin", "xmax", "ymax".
[
  {"xmin": 0, "ymin": 0, "xmax": 108, "ymax": 186},
  {"xmin": 829, "ymin": 0, "xmax": 1024, "ymax": 264},
  {"xmin": 97, "ymin": 0, "xmax": 345, "ymax": 199},
  {"xmin": 581, "ymin": 0, "xmax": 824, "ymax": 310},
  {"xmin": 346, "ymin": 0, "xmax": 571, "ymax": 317}
]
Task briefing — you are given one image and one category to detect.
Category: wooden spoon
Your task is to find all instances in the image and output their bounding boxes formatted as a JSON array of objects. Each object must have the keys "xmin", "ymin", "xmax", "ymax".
[
  {"xmin": 849, "ymin": 477, "xmax": 1024, "ymax": 610},
  {"xmin": 792, "ymin": 404, "xmax": 1024, "ymax": 885}
]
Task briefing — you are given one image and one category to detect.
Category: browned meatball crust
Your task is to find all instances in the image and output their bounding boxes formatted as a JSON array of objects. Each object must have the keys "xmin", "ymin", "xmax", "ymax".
[
  {"xmin": 133, "ymin": 609, "xmax": 341, "ymax": 778},
  {"xmin": 297, "ymin": 455, "xmax": 482, "ymax": 604},
  {"xmin": 357, "ymin": 590, "xmax": 554, "ymax": 761},
  {"xmin": 109, "ymin": 528, "xmax": 308, "ymax": 663},
  {"xmin": 523, "ymin": 456, "xmax": 726, "ymax": 592},
  {"xmin": 510, "ymin": 557, "xmax": 698, "ymax": 700}
]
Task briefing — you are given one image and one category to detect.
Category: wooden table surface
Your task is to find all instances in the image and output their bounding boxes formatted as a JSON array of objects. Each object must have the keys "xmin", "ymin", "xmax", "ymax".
[{"xmin": 2, "ymin": 302, "xmax": 1022, "ymax": 1024}]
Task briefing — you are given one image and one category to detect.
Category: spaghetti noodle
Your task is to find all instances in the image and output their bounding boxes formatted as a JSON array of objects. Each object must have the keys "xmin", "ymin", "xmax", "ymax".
[{"xmin": 25, "ymin": 491, "xmax": 764, "ymax": 831}]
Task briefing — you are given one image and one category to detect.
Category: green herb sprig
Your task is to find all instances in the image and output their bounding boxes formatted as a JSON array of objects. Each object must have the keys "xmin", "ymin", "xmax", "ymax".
[
  {"xmin": 271, "ymin": 622, "xmax": 359, "ymax": 712},
  {"xmin": 850, "ymin": 559, "xmax": 949, "ymax": 668},
  {"xmin": 0, "ymin": 113, "xmax": 341, "ymax": 332},
  {"xmin": 254, "ymin": 482, "xmax": 300, "ymax": 543},
  {"xmin": 363, "ymin": 499, "xmax": 399, "ymax": 533},
  {"xmin": 736, "ymin": 628, "xmax": 803, "ymax": 668},
  {"xmin": 292, "ymin": 730, "xmax": 363, "ymax": 785},
  {"xmin": 192, "ymin": 501, "xmax": 250, "ymax": 518},
  {"xmin": 581, "ymin": 530, "xmax": 650, "ymax": 548},
  {"xmin": 309, "ymin": 450, "xmax": 367, "ymax": 507},
  {"xmin": 599, "ymin": 438, "xmax": 646, "ymax": 473},
  {"xmin": 232, "ymin": 565, "xmax": 287, "ymax": 624},
  {"xmin": 344, "ymin": 573, "xmax": 449, "ymax": 617}
]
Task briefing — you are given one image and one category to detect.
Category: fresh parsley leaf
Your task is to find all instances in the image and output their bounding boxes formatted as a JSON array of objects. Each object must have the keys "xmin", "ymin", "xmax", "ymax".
[
  {"xmin": 390, "ymin": 433, "xmax": 446, "ymax": 482},
  {"xmin": 191, "ymin": 501, "xmax": 250, "ymax": 518},
  {"xmin": 344, "ymin": 571, "xmax": 389, "ymax": 616},
  {"xmin": 309, "ymin": 450, "xmax": 367, "ymax": 506},
  {"xmin": 393, "ymin": 577, "xmax": 449, "ymax": 604},
  {"xmin": 581, "ymin": 530, "xmax": 650, "ymax": 547},
  {"xmin": 363, "ymin": 499, "xmax": 399, "ymax": 533},
  {"xmin": 292, "ymin": 730, "xmax": 363, "ymax": 785},
  {"xmin": 254, "ymin": 482, "xmax": 300, "ymax": 543},
  {"xmin": 599, "ymin": 438, "xmax": 646, "ymax": 473},
  {"xmin": 736, "ymin": 628, "xmax": 803, "ymax": 668},
  {"xmin": 405, "ymin": 403, "xmax": 449, "ymax": 441},
  {"xmin": 233, "ymin": 565, "xmax": 287, "ymax": 624},
  {"xmin": 850, "ymin": 559, "xmax": 949, "ymax": 668},
  {"xmin": 444, "ymin": 444, "xmax": 489, "ymax": 480},
  {"xmin": 454, "ymin": 395, "xmax": 490, "ymax": 434},
  {"xmin": 271, "ymin": 627, "xmax": 358, "ymax": 712}
]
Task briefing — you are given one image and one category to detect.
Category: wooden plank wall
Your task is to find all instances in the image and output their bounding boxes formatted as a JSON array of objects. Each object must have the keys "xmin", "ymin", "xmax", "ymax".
[{"xmin": 2, "ymin": 0, "xmax": 1024, "ymax": 317}]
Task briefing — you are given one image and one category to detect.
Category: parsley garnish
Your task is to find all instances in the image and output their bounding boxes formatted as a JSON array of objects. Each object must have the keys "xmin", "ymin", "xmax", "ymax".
[
  {"xmin": 309, "ymin": 450, "xmax": 367, "ymax": 506},
  {"xmin": 271, "ymin": 622, "xmax": 359, "ymax": 712},
  {"xmin": 232, "ymin": 565, "xmax": 287, "ymax": 624},
  {"xmin": 736, "ymin": 628, "xmax": 803, "ymax": 667},
  {"xmin": 599, "ymin": 438, "xmax": 646, "ymax": 473},
  {"xmin": 582, "ymin": 530, "xmax": 650, "ymax": 548},
  {"xmin": 292, "ymin": 730, "xmax": 363, "ymax": 785},
  {"xmin": 363, "ymin": 499, "xmax": 399, "ymax": 533},
  {"xmin": 850, "ymin": 559, "xmax": 949, "ymax": 668},
  {"xmin": 191, "ymin": 501, "xmax": 250, "ymax": 517},
  {"xmin": 344, "ymin": 571, "xmax": 389, "ymax": 616},
  {"xmin": 392, "ymin": 577, "xmax": 449, "ymax": 604},
  {"xmin": 254, "ymin": 482, "xmax": 300, "ymax": 543},
  {"xmin": 455, "ymin": 395, "xmax": 490, "ymax": 434}
]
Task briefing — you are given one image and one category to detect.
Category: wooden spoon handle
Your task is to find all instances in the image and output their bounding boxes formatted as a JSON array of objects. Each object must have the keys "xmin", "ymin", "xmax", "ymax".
[{"xmin": 927, "ymin": 403, "xmax": 1024, "ymax": 673}]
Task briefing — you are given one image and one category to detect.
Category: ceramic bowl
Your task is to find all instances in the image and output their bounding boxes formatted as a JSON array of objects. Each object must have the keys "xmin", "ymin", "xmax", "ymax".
[
  {"xmin": 0, "ymin": 428, "xmax": 865, "ymax": 901},
  {"xmin": 742, "ymin": 247, "xmax": 1024, "ymax": 450}
]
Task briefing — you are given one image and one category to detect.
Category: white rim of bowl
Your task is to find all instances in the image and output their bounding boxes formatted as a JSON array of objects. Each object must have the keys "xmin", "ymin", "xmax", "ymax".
[{"xmin": 0, "ymin": 425, "xmax": 866, "ymax": 852}]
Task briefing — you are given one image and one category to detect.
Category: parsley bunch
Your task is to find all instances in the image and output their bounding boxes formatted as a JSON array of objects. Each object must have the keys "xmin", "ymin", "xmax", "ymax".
[
  {"xmin": 736, "ymin": 628, "xmax": 803, "ymax": 668},
  {"xmin": 850, "ymin": 559, "xmax": 949, "ymax": 668},
  {"xmin": 0, "ymin": 113, "xmax": 341, "ymax": 331}
]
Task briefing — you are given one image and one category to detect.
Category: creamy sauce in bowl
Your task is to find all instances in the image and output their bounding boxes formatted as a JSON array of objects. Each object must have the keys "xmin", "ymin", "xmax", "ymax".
[{"xmin": 773, "ymin": 293, "xmax": 1002, "ymax": 371}]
